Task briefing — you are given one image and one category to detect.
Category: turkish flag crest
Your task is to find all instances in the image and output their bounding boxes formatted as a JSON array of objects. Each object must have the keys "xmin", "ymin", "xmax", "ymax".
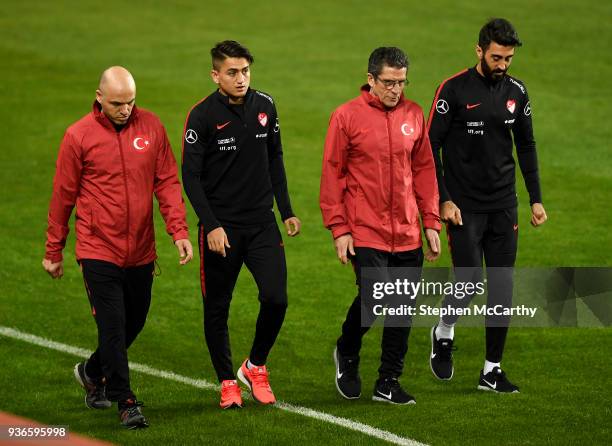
[
  {"xmin": 506, "ymin": 99, "xmax": 516, "ymax": 114},
  {"xmin": 258, "ymin": 112, "xmax": 268, "ymax": 127},
  {"xmin": 132, "ymin": 135, "xmax": 151, "ymax": 152}
]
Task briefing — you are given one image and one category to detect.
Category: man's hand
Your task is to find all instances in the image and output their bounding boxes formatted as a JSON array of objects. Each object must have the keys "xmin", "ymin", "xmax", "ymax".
[
  {"xmin": 207, "ymin": 227, "xmax": 230, "ymax": 257},
  {"xmin": 42, "ymin": 258, "xmax": 64, "ymax": 279},
  {"xmin": 424, "ymin": 228, "xmax": 441, "ymax": 262},
  {"xmin": 175, "ymin": 239, "xmax": 193, "ymax": 265},
  {"xmin": 441, "ymin": 200, "xmax": 463, "ymax": 226},
  {"xmin": 531, "ymin": 203, "xmax": 547, "ymax": 227},
  {"xmin": 334, "ymin": 233, "xmax": 355, "ymax": 265},
  {"xmin": 284, "ymin": 216, "xmax": 301, "ymax": 237}
]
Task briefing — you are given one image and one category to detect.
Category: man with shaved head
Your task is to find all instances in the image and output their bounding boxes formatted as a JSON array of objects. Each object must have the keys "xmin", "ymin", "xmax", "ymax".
[
  {"xmin": 96, "ymin": 66, "xmax": 137, "ymax": 126},
  {"xmin": 43, "ymin": 66, "xmax": 192, "ymax": 428}
]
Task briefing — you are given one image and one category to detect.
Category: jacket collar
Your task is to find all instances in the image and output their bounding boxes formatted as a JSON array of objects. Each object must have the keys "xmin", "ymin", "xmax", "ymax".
[
  {"xmin": 93, "ymin": 101, "xmax": 139, "ymax": 131},
  {"xmin": 360, "ymin": 84, "xmax": 405, "ymax": 111}
]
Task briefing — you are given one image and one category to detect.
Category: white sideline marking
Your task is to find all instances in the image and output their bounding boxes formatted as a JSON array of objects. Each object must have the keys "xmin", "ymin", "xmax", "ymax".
[{"xmin": 0, "ymin": 326, "xmax": 427, "ymax": 446}]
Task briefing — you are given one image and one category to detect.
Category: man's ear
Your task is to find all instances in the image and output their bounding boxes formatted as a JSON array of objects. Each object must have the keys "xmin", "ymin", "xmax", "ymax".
[
  {"xmin": 211, "ymin": 70, "xmax": 220, "ymax": 85},
  {"xmin": 476, "ymin": 45, "xmax": 484, "ymax": 61},
  {"xmin": 367, "ymin": 73, "xmax": 376, "ymax": 89}
]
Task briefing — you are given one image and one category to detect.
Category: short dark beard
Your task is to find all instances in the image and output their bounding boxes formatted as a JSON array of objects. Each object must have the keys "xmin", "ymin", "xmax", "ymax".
[{"xmin": 480, "ymin": 59, "xmax": 506, "ymax": 82}]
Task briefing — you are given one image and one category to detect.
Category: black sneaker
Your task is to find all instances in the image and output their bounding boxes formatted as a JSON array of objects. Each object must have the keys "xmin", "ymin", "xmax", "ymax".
[
  {"xmin": 333, "ymin": 347, "xmax": 361, "ymax": 399},
  {"xmin": 119, "ymin": 399, "xmax": 149, "ymax": 429},
  {"xmin": 73, "ymin": 362, "xmax": 111, "ymax": 409},
  {"xmin": 372, "ymin": 377, "xmax": 415, "ymax": 405},
  {"xmin": 430, "ymin": 325, "xmax": 456, "ymax": 380},
  {"xmin": 478, "ymin": 367, "xmax": 520, "ymax": 393}
]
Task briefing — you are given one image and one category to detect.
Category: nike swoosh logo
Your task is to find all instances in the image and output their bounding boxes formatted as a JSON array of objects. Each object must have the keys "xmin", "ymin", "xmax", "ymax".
[
  {"xmin": 466, "ymin": 103, "xmax": 481, "ymax": 110},
  {"xmin": 216, "ymin": 121, "xmax": 231, "ymax": 130},
  {"xmin": 483, "ymin": 379, "xmax": 497, "ymax": 389},
  {"xmin": 377, "ymin": 391, "xmax": 393, "ymax": 399},
  {"xmin": 431, "ymin": 352, "xmax": 437, "ymax": 359},
  {"xmin": 513, "ymin": 224, "xmax": 519, "ymax": 231},
  {"xmin": 337, "ymin": 371, "xmax": 343, "ymax": 379}
]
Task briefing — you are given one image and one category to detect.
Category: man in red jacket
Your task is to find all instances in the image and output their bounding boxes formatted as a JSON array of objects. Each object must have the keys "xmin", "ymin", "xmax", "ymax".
[
  {"xmin": 42, "ymin": 66, "xmax": 192, "ymax": 429},
  {"xmin": 320, "ymin": 47, "xmax": 441, "ymax": 405}
]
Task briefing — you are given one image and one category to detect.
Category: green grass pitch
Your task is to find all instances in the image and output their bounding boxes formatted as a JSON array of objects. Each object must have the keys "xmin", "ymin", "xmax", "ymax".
[{"xmin": 0, "ymin": 0, "xmax": 610, "ymax": 445}]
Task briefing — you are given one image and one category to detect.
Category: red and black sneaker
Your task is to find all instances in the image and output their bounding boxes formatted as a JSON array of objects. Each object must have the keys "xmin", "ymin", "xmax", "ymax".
[
  {"xmin": 73, "ymin": 362, "xmax": 111, "ymax": 409},
  {"xmin": 118, "ymin": 398, "xmax": 149, "ymax": 429}
]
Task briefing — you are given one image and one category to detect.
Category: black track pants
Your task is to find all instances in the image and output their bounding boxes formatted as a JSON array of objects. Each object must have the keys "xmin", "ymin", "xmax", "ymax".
[
  {"xmin": 198, "ymin": 223, "xmax": 288, "ymax": 382},
  {"xmin": 80, "ymin": 259, "xmax": 154, "ymax": 402},
  {"xmin": 337, "ymin": 247, "xmax": 423, "ymax": 379},
  {"xmin": 443, "ymin": 208, "xmax": 518, "ymax": 363}
]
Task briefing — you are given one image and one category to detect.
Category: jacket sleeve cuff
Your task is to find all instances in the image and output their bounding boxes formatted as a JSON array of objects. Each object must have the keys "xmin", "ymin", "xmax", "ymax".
[
  {"xmin": 280, "ymin": 208, "xmax": 295, "ymax": 222},
  {"xmin": 422, "ymin": 218, "xmax": 442, "ymax": 232},
  {"xmin": 439, "ymin": 189, "xmax": 451, "ymax": 204},
  {"xmin": 44, "ymin": 252, "xmax": 63, "ymax": 263},
  {"xmin": 331, "ymin": 224, "xmax": 351, "ymax": 239},
  {"xmin": 529, "ymin": 195, "xmax": 542, "ymax": 206},
  {"xmin": 172, "ymin": 230, "xmax": 190, "ymax": 242},
  {"xmin": 202, "ymin": 221, "xmax": 221, "ymax": 234}
]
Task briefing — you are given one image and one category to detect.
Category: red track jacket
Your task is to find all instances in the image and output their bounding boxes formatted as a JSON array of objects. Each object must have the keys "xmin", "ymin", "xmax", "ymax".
[
  {"xmin": 44, "ymin": 102, "xmax": 189, "ymax": 267},
  {"xmin": 320, "ymin": 86, "xmax": 441, "ymax": 252}
]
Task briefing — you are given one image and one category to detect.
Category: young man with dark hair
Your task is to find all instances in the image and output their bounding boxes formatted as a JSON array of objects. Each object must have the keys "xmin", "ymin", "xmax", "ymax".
[
  {"xmin": 182, "ymin": 40, "xmax": 301, "ymax": 409},
  {"xmin": 320, "ymin": 47, "xmax": 441, "ymax": 405},
  {"xmin": 210, "ymin": 40, "xmax": 254, "ymax": 69},
  {"xmin": 427, "ymin": 18, "xmax": 547, "ymax": 392},
  {"xmin": 43, "ymin": 66, "xmax": 192, "ymax": 429}
]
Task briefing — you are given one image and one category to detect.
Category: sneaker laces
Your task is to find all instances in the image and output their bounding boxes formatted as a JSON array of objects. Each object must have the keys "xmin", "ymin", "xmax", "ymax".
[
  {"xmin": 126, "ymin": 405, "xmax": 143, "ymax": 418},
  {"xmin": 437, "ymin": 340, "xmax": 457, "ymax": 362},
  {"xmin": 251, "ymin": 367, "xmax": 271, "ymax": 389},
  {"xmin": 222, "ymin": 381, "xmax": 240, "ymax": 395},
  {"xmin": 121, "ymin": 399, "xmax": 144, "ymax": 417},
  {"xmin": 380, "ymin": 377, "xmax": 406, "ymax": 397},
  {"xmin": 386, "ymin": 378, "xmax": 401, "ymax": 392},
  {"xmin": 92, "ymin": 385, "xmax": 107, "ymax": 401},
  {"xmin": 493, "ymin": 367, "xmax": 508, "ymax": 383},
  {"xmin": 342, "ymin": 357, "xmax": 359, "ymax": 380}
]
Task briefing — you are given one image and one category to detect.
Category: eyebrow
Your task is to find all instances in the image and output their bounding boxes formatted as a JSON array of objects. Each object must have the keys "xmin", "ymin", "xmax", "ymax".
[
  {"xmin": 110, "ymin": 98, "xmax": 135, "ymax": 105},
  {"xmin": 226, "ymin": 66, "xmax": 249, "ymax": 71}
]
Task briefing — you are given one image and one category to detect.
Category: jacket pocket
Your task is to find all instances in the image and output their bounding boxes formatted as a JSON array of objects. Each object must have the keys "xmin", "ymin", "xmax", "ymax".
[
  {"xmin": 90, "ymin": 205, "xmax": 118, "ymax": 249},
  {"xmin": 398, "ymin": 193, "xmax": 418, "ymax": 226}
]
